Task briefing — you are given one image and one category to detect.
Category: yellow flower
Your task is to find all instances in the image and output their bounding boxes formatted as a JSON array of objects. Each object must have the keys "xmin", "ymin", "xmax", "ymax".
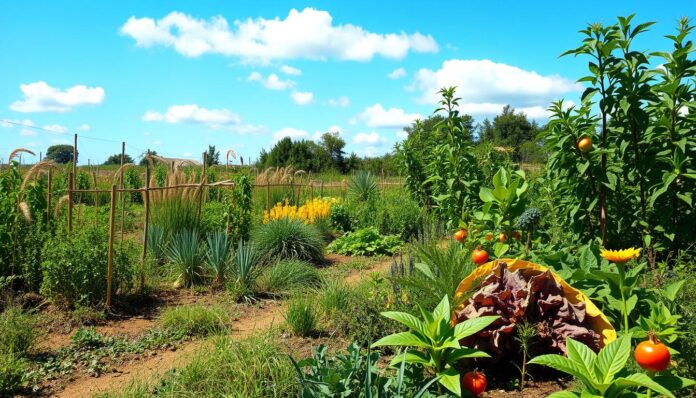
[{"xmin": 600, "ymin": 247, "xmax": 641, "ymax": 263}]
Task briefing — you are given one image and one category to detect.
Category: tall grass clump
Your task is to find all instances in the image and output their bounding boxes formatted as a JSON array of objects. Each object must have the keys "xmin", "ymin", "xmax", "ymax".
[
  {"xmin": 348, "ymin": 171, "xmax": 377, "ymax": 202},
  {"xmin": 285, "ymin": 296, "xmax": 317, "ymax": 337},
  {"xmin": 253, "ymin": 219, "xmax": 324, "ymax": 263},
  {"xmin": 147, "ymin": 224, "xmax": 168, "ymax": 264},
  {"xmin": 0, "ymin": 353, "xmax": 27, "ymax": 396},
  {"xmin": 227, "ymin": 240, "xmax": 261, "ymax": 301},
  {"xmin": 149, "ymin": 169, "xmax": 201, "ymax": 238},
  {"xmin": 256, "ymin": 259, "xmax": 321, "ymax": 297},
  {"xmin": 166, "ymin": 229, "xmax": 203, "ymax": 288},
  {"xmin": 0, "ymin": 307, "xmax": 37, "ymax": 355},
  {"xmin": 160, "ymin": 305, "xmax": 228, "ymax": 337},
  {"xmin": 318, "ymin": 279, "xmax": 353, "ymax": 315},
  {"xmin": 205, "ymin": 230, "xmax": 232, "ymax": 286}
]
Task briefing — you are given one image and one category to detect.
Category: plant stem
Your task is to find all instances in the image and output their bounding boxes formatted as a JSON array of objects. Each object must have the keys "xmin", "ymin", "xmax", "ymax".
[{"xmin": 617, "ymin": 262, "xmax": 630, "ymax": 333}]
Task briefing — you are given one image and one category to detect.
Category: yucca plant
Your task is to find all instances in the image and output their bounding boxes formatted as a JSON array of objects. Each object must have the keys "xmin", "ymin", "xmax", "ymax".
[
  {"xmin": 206, "ymin": 230, "xmax": 232, "ymax": 286},
  {"xmin": 147, "ymin": 224, "xmax": 169, "ymax": 264},
  {"xmin": 166, "ymin": 229, "xmax": 203, "ymax": 288},
  {"xmin": 348, "ymin": 171, "xmax": 378, "ymax": 202},
  {"xmin": 230, "ymin": 240, "xmax": 261, "ymax": 297}
]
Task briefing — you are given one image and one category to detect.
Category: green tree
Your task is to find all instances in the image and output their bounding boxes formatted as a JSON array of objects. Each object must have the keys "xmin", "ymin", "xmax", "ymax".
[
  {"xmin": 103, "ymin": 153, "xmax": 134, "ymax": 165},
  {"xmin": 478, "ymin": 105, "xmax": 540, "ymax": 148},
  {"xmin": 319, "ymin": 132, "xmax": 347, "ymax": 172},
  {"xmin": 45, "ymin": 145, "xmax": 76, "ymax": 164},
  {"xmin": 205, "ymin": 145, "xmax": 220, "ymax": 166}
]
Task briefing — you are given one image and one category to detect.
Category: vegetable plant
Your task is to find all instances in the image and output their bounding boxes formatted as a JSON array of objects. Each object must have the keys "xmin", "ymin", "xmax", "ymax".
[{"xmin": 327, "ymin": 227, "xmax": 401, "ymax": 256}]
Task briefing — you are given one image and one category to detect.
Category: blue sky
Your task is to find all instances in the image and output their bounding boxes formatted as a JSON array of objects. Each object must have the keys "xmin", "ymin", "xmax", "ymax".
[{"xmin": 0, "ymin": 1, "xmax": 692, "ymax": 165}]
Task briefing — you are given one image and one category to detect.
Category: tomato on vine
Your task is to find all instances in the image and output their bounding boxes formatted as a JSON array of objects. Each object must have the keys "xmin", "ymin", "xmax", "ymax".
[
  {"xmin": 472, "ymin": 246, "xmax": 489, "ymax": 266},
  {"xmin": 454, "ymin": 229, "xmax": 468, "ymax": 242},
  {"xmin": 461, "ymin": 370, "xmax": 487, "ymax": 397},
  {"xmin": 635, "ymin": 333, "xmax": 671, "ymax": 372}
]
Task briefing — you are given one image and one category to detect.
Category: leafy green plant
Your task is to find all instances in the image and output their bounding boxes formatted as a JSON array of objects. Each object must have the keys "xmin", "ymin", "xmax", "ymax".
[
  {"xmin": 514, "ymin": 321, "xmax": 537, "ymax": 391},
  {"xmin": 317, "ymin": 279, "xmax": 352, "ymax": 315},
  {"xmin": 0, "ymin": 352, "xmax": 26, "ymax": 396},
  {"xmin": 327, "ymin": 227, "xmax": 401, "ymax": 256},
  {"xmin": 348, "ymin": 171, "xmax": 377, "ymax": 202},
  {"xmin": 227, "ymin": 173, "xmax": 253, "ymax": 243},
  {"xmin": 0, "ymin": 306, "xmax": 36, "ymax": 356},
  {"xmin": 372, "ymin": 295, "xmax": 498, "ymax": 395},
  {"xmin": 166, "ymin": 229, "xmax": 204, "ymax": 288},
  {"xmin": 328, "ymin": 203, "xmax": 351, "ymax": 232},
  {"xmin": 70, "ymin": 326, "xmax": 105, "ymax": 349},
  {"xmin": 253, "ymin": 219, "xmax": 325, "ymax": 263},
  {"xmin": 256, "ymin": 259, "xmax": 322, "ymax": 297},
  {"xmin": 285, "ymin": 296, "xmax": 317, "ymax": 337},
  {"xmin": 205, "ymin": 230, "xmax": 232, "ymax": 286},
  {"xmin": 147, "ymin": 224, "xmax": 168, "ymax": 264},
  {"xmin": 160, "ymin": 305, "xmax": 228, "ymax": 337},
  {"xmin": 475, "ymin": 166, "xmax": 529, "ymax": 243},
  {"xmin": 227, "ymin": 240, "xmax": 261, "ymax": 300},
  {"xmin": 528, "ymin": 335, "xmax": 694, "ymax": 397}
]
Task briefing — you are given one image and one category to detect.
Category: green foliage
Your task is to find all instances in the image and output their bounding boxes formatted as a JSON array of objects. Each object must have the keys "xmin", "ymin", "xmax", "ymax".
[
  {"xmin": 372, "ymin": 295, "xmax": 497, "ymax": 396},
  {"xmin": 372, "ymin": 189, "xmax": 423, "ymax": 241},
  {"xmin": 256, "ymin": 259, "xmax": 321, "ymax": 297},
  {"xmin": 0, "ymin": 307, "xmax": 36, "ymax": 356},
  {"xmin": 253, "ymin": 219, "xmax": 325, "ymax": 263},
  {"xmin": 71, "ymin": 326, "xmax": 106, "ymax": 349},
  {"xmin": 41, "ymin": 227, "xmax": 134, "ymax": 305},
  {"xmin": 348, "ymin": 171, "xmax": 377, "ymax": 202},
  {"xmin": 103, "ymin": 153, "xmax": 135, "ymax": 166},
  {"xmin": 150, "ymin": 195, "xmax": 199, "ymax": 239},
  {"xmin": 285, "ymin": 296, "xmax": 317, "ymax": 337},
  {"xmin": 45, "ymin": 144, "xmax": 76, "ymax": 164},
  {"xmin": 317, "ymin": 279, "xmax": 352, "ymax": 315},
  {"xmin": 227, "ymin": 240, "xmax": 261, "ymax": 301},
  {"xmin": 259, "ymin": 136, "xmax": 338, "ymax": 173},
  {"xmin": 529, "ymin": 335, "xmax": 694, "ymax": 398},
  {"xmin": 328, "ymin": 203, "xmax": 351, "ymax": 232},
  {"xmin": 475, "ymin": 166, "xmax": 529, "ymax": 237},
  {"xmin": 205, "ymin": 230, "xmax": 232, "ymax": 285},
  {"xmin": 516, "ymin": 207, "xmax": 542, "ymax": 231},
  {"xmin": 205, "ymin": 145, "xmax": 220, "ymax": 166},
  {"xmin": 146, "ymin": 224, "xmax": 168, "ymax": 264},
  {"xmin": 478, "ymin": 105, "xmax": 541, "ymax": 155},
  {"xmin": 159, "ymin": 305, "xmax": 228, "ymax": 336},
  {"xmin": 123, "ymin": 167, "xmax": 143, "ymax": 203},
  {"xmin": 0, "ymin": 352, "xmax": 27, "ymax": 396},
  {"xmin": 227, "ymin": 173, "xmax": 253, "ymax": 242},
  {"xmin": 327, "ymin": 227, "xmax": 401, "ymax": 256},
  {"xmin": 166, "ymin": 229, "xmax": 204, "ymax": 288}
]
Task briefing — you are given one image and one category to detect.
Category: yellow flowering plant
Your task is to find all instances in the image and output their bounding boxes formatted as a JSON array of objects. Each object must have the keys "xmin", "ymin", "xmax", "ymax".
[
  {"xmin": 263, "ymin": 198, "xmax": 339, "ymax": 224},
  {"xmin": 598, "ymin": 247, "xmax": 642, "ymax": 333}
]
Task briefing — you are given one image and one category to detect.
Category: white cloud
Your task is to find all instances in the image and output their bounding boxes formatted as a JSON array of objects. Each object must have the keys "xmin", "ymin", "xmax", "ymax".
[
  {"xmin": 291, "ymin": 91, "xmax": 314, "ymax": 105},
  {"xmin": 120, "ymin": 8, "xmax": 438, "ymax": 63},
  {"xmin": 353, "ymin": 104, "xmax": 421, "ymax": 128},
  {"xmin": 328, "ymin": 96, "xmax": 350, "ymax": 107},
  {"xmin": 248, "ymin": 72, "xmax": 295, "ymax": 90},
  {"xmin": 142, "ymin": 104, "xmax": 241, "ymax": 128},
  {"xmin": 42, "ymin": 124, "xmax": 69, "ymax": 134},
  {"xmin": 388, "ymin": 67, "xmax": 407, "ymax": 79},
  {"xmin": 153, "ymin": 140, "xmax": 162, "ymax": 146},
  {"xmin": 410, "ymin": 59, "xmax": 579, "ymax": 116},
  {"xmin": 10, "ymin": 81, "xmax": 105, "ymax": 113},
  {"xmin": 280, "ymin": 65, "xmax": 302, "ymax": 75},
  {"xmin": 1, "ymin": 119, "xmax": 33, "ymax": 129},
  {"xmin": 20, "ymin": 129, "xmax": 37, "ymax": 137},
  {"xmin": 327, "ymin": 125, "xmax": 343, "ymax": 135},
  {"xmin": 353, "ymin": 131, "xmax": 386, "ymax": 145},
  {"xmin": 272, "ymin": 127, "xmax": 310, "ymax": 142},
  {"xmin": 78, "ymin": 124, "xmax": 90, "ymax": 131}
]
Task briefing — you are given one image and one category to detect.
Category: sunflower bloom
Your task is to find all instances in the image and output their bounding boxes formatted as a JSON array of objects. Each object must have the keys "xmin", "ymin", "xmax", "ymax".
[{"xmin": 600, "ymin": 247, "xmax": 641, "ymax": 263}]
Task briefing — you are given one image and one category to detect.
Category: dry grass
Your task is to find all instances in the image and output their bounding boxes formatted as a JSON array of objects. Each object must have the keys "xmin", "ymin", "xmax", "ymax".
[
  {"xmin": 256, "ymin": 166, "xmax": 307, "ymax": 185},
  {"xmin": 19, "ymin": 160, "xmax": 55, "ymax": 192},
  {"xmin": 7, "ymin": 148, "xmax": 35, "ymax": 162},
  {"xmin": 55, "ymin": 194, "xmax": 69, "ymax": 218},
  {"xmin": 18, "ymin": 202, "xmax": 31, "ymax": 223},
  {"xmin": 112, "ymin": 163, "xmax": 136, "ymax": 183}
]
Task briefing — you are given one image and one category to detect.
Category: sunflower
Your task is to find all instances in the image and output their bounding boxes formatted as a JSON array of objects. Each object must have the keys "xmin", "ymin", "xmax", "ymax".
[{"xmin": 600, "ymin": 248, "xmax": 641, "ymax": 263}]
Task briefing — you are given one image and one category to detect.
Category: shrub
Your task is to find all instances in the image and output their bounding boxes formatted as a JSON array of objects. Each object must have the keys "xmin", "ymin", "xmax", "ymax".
[
  {"xmin": 285, "ymin": 296, "xmax": 317, "ymax": 337},
  {"xmin": 166, "ymin": 229, "xmax": 204, "ymax": 288},
  {"xmin": 41, "ymin": 227, "xmax": 134, "ymax": 305},
  {"xmin": 373, "ymin": 189, "xmax": 422, "ymax": 240},
  {"xmin": 150, "ymin": 194, "xmax": 199, "ymax": 239},
  {"xmin": 328, "ymin": 203, "xmax": 351, "ymax": 232},
  {"xmin": 256, "ymin": 260, "xmax": 321, "ymax": 297},
  {"xmin": 253, "ymin": 219, "xmax": 324, "ymax": 263},
  {"xmin": 227, "ymin": 173, "xmax": 253, "ymax": 243},
  {"xmin": 70, "ymin": 326, "xmax": 105, "ymax": 349},
  {"xmin": 327, "ymin": 227, "xmax": 401, "ymax": 256},
  {"xmin": 0, "ymin": 352, "xmax": 26, "ymax": 396},
  {"xmin": 0, "ymin": 307, "xmax": 37, "ymax": 355},
  {"xmin": 160, "ymin": 305, "xmax": 228, "ymax": 337},
  {"xmin": 200, "ymin": 201, "xmax": 227, "ymax": 234}
]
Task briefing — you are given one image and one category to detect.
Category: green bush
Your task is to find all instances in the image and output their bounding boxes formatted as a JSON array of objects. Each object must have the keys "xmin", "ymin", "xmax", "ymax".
[
  {"xmin": 200, "ymin": 201, "xmax": 227, "ymax": 234},
  {"xmin": 347, "ymin": 171, "xmax": 377, "ymax": 202},
  {"xmin": 285, "ymin": 296, "xmax": 317, "ymax": 337},
  {"xmin": 327, "ymin": 227, "xmax": 401, "ymax": 256},
  {"xmin": 373, "ymin": 189, "xmax": 422, "ymax": 241},
  {"xmin": 0, "ymin": 307, "xmax": 36, "ymax": 355},
  {"xmin": 256, "ymin": 259, "xmax": 321, "ymax": 297},
  {"xmin": 41, "ymin": 227, "xmax": 134, "ymax": 305},
  {"xmin": 328, "ymin": 203, "xmax": 351, "ymax": 232},
  {"xmin": 253, "ymin": 219, "xmax": 324, "ymax": 263},
  {"xmin": 160, "ymin": 305, "xmax": 228, "ymax": 337},
  {"xmin": 0, "ymin": 352, "xmax": 27, "ymax": 396}
]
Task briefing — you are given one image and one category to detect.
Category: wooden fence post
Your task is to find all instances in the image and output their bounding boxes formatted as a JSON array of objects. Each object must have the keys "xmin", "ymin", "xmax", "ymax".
[
  {"xmin": 141, "ymin": 167, "xmax": 150, "ymax": 291},
  {"xmin": 68, "ymin": 172, "xmax": 74, "ymax": 234},
  {"xmin": 106, "ymin": 184, "xmax": 116, "ymax": 309}
]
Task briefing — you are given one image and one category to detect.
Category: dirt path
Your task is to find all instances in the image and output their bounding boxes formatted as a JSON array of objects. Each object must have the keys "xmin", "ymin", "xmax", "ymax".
[{"xmin": 53, "ymin": 257, "xmax": 393, "ymax": 398}]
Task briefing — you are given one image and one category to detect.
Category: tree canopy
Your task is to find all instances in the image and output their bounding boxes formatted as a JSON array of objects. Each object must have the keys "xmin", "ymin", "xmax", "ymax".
[
  {"xmin": 103, "ymin": 153, "xmax": 135, "ymax": 165},
  {"xmin": 45, "ymin": 145, "xmax": 76, "ymax": 164}
]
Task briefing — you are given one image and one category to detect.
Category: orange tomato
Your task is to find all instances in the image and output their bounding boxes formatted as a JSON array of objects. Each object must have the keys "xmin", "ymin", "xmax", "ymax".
[
  {"xmin": 454, "ymin": 229, "xmax": 468, "ymax": 242},
  {"xmin": 485, "ymin": 233, "xmax": 494, "ymax": 241},
  {"xmin": 635, "ymin": 334, "xmax": 671, "ymax": 372},
  {"xmin": 461, "ymin": 371, "xmax": 487, "ymax": 397},
  {"xmin": 498, "ymin": 233, "xmax": 507, "ymax": 243},
  {"xmin": 472, "ymin": 246, "xmax": 489, "ymax": 266},
  {"xmin": 577, "ymin": 136, "xmax": 592, "ymax": 153}
]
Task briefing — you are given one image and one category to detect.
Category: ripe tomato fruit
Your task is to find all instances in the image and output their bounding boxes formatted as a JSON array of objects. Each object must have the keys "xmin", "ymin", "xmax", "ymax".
[
  {"xmin": 454, "ymin": 229, "xmax": 468, "ymax": 242},
  {"xmin": 577, "ymin": 136, "xmax": 592, "ymax": 153},
  {"xmin": 461, "ymin": 371, "xmax": 487, "ymax": 397},
  {"xmin": 498, "ymin": 233, "xmax": 507, "ymax": 243},
  {"xmin": 485, "ymin": 232, "xmax": 494, "ymax": 241},
  {"xmin": 635, "ymin": 334, "xmax": 671, "ymax": 372},
  {"xmin": 472, "ymin": 246, "xmax": 489, "ymax": 266}
]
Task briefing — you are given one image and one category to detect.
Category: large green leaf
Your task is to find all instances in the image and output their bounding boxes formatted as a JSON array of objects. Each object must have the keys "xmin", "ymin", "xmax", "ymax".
[
  {"xmin": 371, "ymin": 332, "xmax": 430, "ymax": 349},
  {"xmin": 437, "ymin": 367, "xmax": 461, "ymax": 396},
  {"xmin": 566, "ymin": 338, "xmax": 598, "ymax": 383},
  {"xmin": 380, "ymin": 311, "xmax": 426, "ymax": 336},
  {"xmin": 453, "ymin": 315, "xmax": 498, "ymax": 340},
  {"xmin": 610, "ymin": 373, "xmax": 675, "ymax": 398},
  {"xmin": 596, "ymin": 334, "xmax": 631, "ymax": 384},
  {"xmin": 529, "ymin": 354, "xmax": 596, "ymax": 388},
  {"xmin": 432, "ymin": 295, "xmax": 450, "ymax": 323},
  {"xmin": 447, "ymin": 347, "xmax": 490, "ymax": 362},
  {"xmin": 389, "ymin": 350, "xmax": 431, "ymax": 366},
  {"xmin": 547, "ymin": 392, "xmax": 580, "ymax": 398}
]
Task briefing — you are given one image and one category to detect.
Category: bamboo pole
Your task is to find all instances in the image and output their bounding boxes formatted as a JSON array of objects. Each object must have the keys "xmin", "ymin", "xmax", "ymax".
[
  {"xmin": 120, "ymin": 142, "xmax": 125, "ymax": 243},
  {"xmin": 140, "ymin": 167, "xmax": 150, "ymax": 291},
  {"xmin": 68, "ymin": 172, "xmax": 74, "ymax": 233},
  {"xmin": 106, "ymin": 184, "xmax": 116, "ymax": 309}
]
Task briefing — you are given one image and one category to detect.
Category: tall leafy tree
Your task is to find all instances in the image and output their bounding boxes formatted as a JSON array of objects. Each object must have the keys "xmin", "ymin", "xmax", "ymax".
[
  {"xmin": 45, "ymin": 145, "xmax": 76, "ymax": 164},
  {"xmin": 205, "ymin": 145, "xmax": 220, "ymax": 166},
  {"xmin": 103, "ymin": 153, "xmax": 134, "ymax": 165},
  {"xmin": 478, "ymin": 105, "xmax": 540, "ymax": 148}
]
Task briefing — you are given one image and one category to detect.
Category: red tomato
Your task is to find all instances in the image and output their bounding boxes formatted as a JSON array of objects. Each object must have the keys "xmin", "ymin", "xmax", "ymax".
[
  {"xmin": 461, "ymin": 371, "xmax": 487, "ymax": 397},
  {"xmin": 454, "ymin": 229, "xmax": 468, "ymax": 242},
  {"xmin": 472, "ymin": 246, "xmax": 489, "ymax": 266},
  {"xmin": 635, "ymin": 334, "xmax": 671, "ymax": 372}
]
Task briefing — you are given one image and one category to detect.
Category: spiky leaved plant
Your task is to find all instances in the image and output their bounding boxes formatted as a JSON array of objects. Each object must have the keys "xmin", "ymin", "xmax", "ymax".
[
  {"xmin": 348, "ymin": 171, "xmax": 378, "ymax": 202},
  {"xmin": 166, "ymin": 229, "xmax": 203, "ymax": 288},
  {"xmin": 206, "ymin": 230, "xmax": 232, "ymax": 286}
]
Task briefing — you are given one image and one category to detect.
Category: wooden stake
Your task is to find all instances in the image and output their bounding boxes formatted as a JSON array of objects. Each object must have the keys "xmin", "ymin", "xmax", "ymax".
[
  {"xmin": 106, "ymin": 184, "xmax": 116, "ymax": 309},
  {"xmin": 68, "ymin": 172, "xmax": 74, "ymax": 233},
  {"xmin": 141, "ymin": 167, "xmax": 150, "ymax": 291}
]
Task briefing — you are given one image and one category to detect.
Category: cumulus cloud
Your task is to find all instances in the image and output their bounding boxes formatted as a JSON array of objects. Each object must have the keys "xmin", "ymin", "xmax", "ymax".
[
  {"xmin": 352, "ymin": 131, "xmax": 387, "ymax": 145},
  {"xmin": 272, "ymin": 127, "xmax": 310, "ymax": 142},
  {"xmin": 10, "ymin": 81, "xmax": 105, "ymax": 113},
  {"xmin": 248, "ymin": 72, "xmax": 295, "ymax": 90},
  {"xmin": 78, "ymin": 124, "xmax": 91, "ymax": 131},
  {"xmin": 280, "ymin": 65, "xmax": 302, "ymax": 75},
  {"xmin": 388, "ymin": 67, "xmax": 407, "ymax": 79},
  {"xmin": 141, "ymin": 104, "xmax": 264, "ymax": 133},
  {"xmin": 42, "ymin": 124, "xmax": 69, "ymax": 134},
  {"xmin": 410, "ymin": 59, "xmax": 579, "ymax": 117},
  {"xmin": 120, "ymin": 8, "xmax": 438, "ymax": 63},
  {"xmin": 328, "ymin": 96, "xmax": 350, "ymax": 107},
  {"xmin": 353, "ymin": 104, "xmax": 421, "ymax": 128},
  {"xmin": 291, "ymin": 91, "xmax": 314, "ymax": 105}
]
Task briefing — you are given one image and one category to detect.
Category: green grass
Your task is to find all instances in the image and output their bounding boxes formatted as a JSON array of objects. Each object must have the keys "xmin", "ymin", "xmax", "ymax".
[
  {"xmin": 0, "ymin": 306, "xmax": 36, "ymax": 356},
  {"xmin": 159, "ymin": 305, "xmax": 229, "ymax": 337},
  {"xmin": 95, "ymin": 335, "xmax": 299, "ymax": 397},
  {"xmin": 318, "ymin": 278, "xmax": 353, "ymax": 315},
  {"xmin": 0, "ymin": 352, "xmax": 27, "ymax": 396},
  {"xmin": 252, "ymin": 219, "xmax": 325, "ymax": 263},
  {"xmin": 256, "ymin": 259, "xmax": 322, "ymax": 297},
  {"xmin": 285, "ymin": 296, "xmax": 317, "ymax": 337}
]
